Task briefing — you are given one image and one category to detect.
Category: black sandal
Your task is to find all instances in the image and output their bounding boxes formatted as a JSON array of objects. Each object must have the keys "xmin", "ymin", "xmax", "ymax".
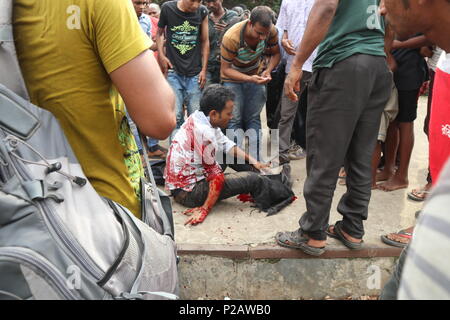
[{"xmin": 326, "ymin": 222, "xmax": 364, "ymax": 250}]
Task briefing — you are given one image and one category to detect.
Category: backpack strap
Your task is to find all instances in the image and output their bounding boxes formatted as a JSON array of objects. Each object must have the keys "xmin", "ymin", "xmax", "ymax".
[{"xmin": 0, "ymin": 0, "xmax": 30, "ymax": 100}]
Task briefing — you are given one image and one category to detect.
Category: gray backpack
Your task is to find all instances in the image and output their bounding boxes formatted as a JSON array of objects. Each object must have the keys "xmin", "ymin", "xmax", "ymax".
[{"xmin": 0, "ymin": 0, "xmax": 178, "ymax": 300}]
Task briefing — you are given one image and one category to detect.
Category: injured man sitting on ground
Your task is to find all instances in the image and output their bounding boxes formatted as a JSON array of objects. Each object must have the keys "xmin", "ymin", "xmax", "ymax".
[{"xmin": 165, "ymin": 84, "xmax": 295, "ymax": 226}]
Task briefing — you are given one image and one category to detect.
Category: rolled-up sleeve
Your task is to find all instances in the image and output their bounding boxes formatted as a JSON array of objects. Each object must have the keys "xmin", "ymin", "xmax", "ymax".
[{"xmin": 216, "ymin": 129, "xmax": 236, "ymax": 154}]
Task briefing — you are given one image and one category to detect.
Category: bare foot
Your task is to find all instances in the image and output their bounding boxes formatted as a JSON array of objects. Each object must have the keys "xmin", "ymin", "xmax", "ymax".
[
  {"xmin": 376, "ymin": 169, "xmax": 395, "ymax": 182},
  {"xmin": 328, "ymin": 226, "xmax": 362, "ymax": 244},
  {"xmin": 301, "ymin": 232, "xmax": 327, "ymax": 248},
  {"xmin": 378, "ymin": 175, "xmax": 409, "ymax": 192},
  {"xmin": 307, "ymin": 238, "xmax": 327, "ymax": 248}
]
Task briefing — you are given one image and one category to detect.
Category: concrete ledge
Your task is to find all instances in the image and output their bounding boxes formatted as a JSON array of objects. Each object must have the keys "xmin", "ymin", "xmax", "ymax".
[
  {"xmin": 178, "ymin": 252, "xmax": 400, "ymax": 299},
  {"xmin": 177, "ymin": 243, "xmax": 402, "ymax": 260}
]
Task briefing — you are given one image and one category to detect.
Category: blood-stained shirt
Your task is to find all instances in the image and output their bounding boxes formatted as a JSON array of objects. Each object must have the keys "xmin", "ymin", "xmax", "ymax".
[{"xmin": 164, "ymin": 111, "xmax": 236, "ymax": 191}]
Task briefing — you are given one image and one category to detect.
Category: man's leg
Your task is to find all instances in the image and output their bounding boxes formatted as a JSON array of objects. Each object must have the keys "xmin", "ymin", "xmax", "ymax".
[
  {"xmin": 174, "ymin": 172, "xmax": 267, "ymax": 208},
  {"xmin": 379, "ymin": 89, "xmax": 419, "ymax": 191},
  {"xmin": 266, "ymin": 62, "xmax": 286, "ymax": 129},
  {"xmin": 294, "ymin": 82, "xmax": 309, "ymax": 150},
  {"xmin": 377, "ymin": 120, "xmax": 400, "ymax": 181},
  {"xmin": 185, "ymin": 73, "xmax": 202, "ymax": 118},
  {"xmin": 300, "ymin": 55, "xmax": 391, "ymax": 242},
  {"xmin": 242, "ymin": 82, "xmax": 266, "ymax": 161},
  {"xmin": 167, "ymin": 71, "xmax": 185, "ymax": 139},
  {"xmin": 278, "ymin": 72, "xmax": 311, "ymax": 164},
  {"xmin": 337, "ymin": 57, "xmax": 392, "ymax": 239}
]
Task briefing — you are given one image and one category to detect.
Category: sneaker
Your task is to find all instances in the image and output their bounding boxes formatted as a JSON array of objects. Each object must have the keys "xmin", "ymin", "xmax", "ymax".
[
  {"xmin": 289, "ymin": 147, "xmax": 306, "ymax": 160},
  {"xmin": 289, "ymin": 142, "xmax": 301, "ymax": 153}
]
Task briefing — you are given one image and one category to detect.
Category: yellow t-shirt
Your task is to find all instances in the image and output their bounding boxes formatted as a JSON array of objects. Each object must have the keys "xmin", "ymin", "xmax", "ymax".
[{"xmin": 13, "ymin": 0, "xmax": 152, "ymax": 217}]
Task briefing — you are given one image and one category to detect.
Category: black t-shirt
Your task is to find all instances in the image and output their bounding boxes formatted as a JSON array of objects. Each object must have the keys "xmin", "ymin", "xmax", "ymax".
[
  {"xmin": 158, "ymin": 0, "xmax": 208, "ymax": 76},
  {"xmin": 392, "ymin": 37, "xmax": 429, "ymax": 91}
]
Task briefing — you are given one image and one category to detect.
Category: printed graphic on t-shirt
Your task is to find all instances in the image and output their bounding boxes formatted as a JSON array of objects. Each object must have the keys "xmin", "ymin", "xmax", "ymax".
[
  {"xmin": 170, "ymin": 20, "xmax": 199, "ymax": 55},
  {"xmin": 110, "ymin": 87, "xmax": 144, "ymax": 202}
]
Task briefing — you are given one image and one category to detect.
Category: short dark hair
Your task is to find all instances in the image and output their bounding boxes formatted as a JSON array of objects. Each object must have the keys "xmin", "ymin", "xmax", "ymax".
[
  {"xmin": 200, "ymin": 84, "xmax": 235, "ymax": 115},
  {"xmin": 250, "ymin": 6, "xmax": 275, "ymax": 29}
]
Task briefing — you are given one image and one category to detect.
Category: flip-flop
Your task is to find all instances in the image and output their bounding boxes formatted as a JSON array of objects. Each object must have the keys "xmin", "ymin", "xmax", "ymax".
[
  {"xmin": 327, "ymin": 222, "xmax": 364, "ymax": 250},
  {"xmin": 381, "ymin": 230, "xmax": 412, "ymax": 248},
  {"xmin": 407, "ymin": 189, "xmax": 430, "ymax": 202},
  {"xmin": 275, "ymin": 230, "xmax": 325, "ymax": 256}
]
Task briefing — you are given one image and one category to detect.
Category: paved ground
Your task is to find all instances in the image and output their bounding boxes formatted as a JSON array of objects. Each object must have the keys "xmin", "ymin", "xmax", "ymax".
[{"xmin": 163, "ymin": 96, "xmax": 429, "ymax": 250}]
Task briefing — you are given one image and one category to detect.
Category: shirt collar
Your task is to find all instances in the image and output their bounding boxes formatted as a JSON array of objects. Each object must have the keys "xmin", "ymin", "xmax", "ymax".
[{"xmin": 192, "ymin": 110, "xmax": 213, "ymax": 128}]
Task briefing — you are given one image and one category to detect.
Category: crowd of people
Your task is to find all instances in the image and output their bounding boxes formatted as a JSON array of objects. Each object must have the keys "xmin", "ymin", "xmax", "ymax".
[{"xmin": 12, "ymin": 0, "xmax": 450, "ymax": 299}]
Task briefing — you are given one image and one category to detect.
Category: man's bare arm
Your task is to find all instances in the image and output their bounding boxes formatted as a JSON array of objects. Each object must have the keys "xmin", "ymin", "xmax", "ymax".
[
  {"xmin": 392, "ymin": 35, "xmax": 433, "ymax": 50},
  {"xmin": 384, "ymin": 20, "xmax": 397, "ymax": 72},
  {"xmin": 199, "ymin": 16, "xmax": 210, "ymax": 88},
  {"xmin": 183, "ymin": 173, "xmax": 225, "ymax": 226},
  {"xmin": 230, "ymin": 146, "xmax": 269, "ymax": 171},
  {"xmin": 221, "ymin": 60, "xmax": 271, "ymax": 84},
  {"xmin": 282, "ymin": 30, "xmax": 296, "ymax": 56},
  {"xmin": 110, "ymin": 50, "xmax": 176, "ymax": 139},
  {"xmin": 263, "ymin": 50, "xmax": 281, "ymax": 77},
  {"xmin": 156, "ymin": 27, "xmax": 172, "ymax": 75}
]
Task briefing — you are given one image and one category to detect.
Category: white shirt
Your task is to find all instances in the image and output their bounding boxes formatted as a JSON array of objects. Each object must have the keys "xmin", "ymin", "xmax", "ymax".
[
  {"xmin": 164, "ymin": 111, "xmax": 236, "ymax": 191},
  {"xmin": 276, "ymin": 0, "xmax": 317, "ymax": 73}
]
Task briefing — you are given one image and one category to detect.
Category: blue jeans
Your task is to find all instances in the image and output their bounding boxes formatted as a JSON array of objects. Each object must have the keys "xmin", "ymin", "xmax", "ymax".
[
  {"xmin": 167, "ymin": 70, "xmax": 202, "ymax": 138},
  {"xmin": 224, "ymin": 81, "xmax": 267, "ymax": 160}
]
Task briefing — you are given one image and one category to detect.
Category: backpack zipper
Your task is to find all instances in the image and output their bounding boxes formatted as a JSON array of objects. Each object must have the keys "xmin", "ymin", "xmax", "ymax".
[
  {"xmin": 7, "ymin": 146, "xmax": 104, "ymax": 281},
  {"xmin": 0, "ymin": 247, "xmax": 79, "ymax": 300}
]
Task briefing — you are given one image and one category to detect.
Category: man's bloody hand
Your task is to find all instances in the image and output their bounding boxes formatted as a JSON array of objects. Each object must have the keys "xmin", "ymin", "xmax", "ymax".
[
  {"xmin": 183, "ymin": 207, "xmax": 209, "ymax": 226},
  {"xmin": 184, "ymin": 173, "xmax": 225, "ymax": 226}
]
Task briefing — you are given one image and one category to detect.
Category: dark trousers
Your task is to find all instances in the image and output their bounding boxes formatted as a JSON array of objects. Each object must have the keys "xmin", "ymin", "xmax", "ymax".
[
  {"xmin": 174, "ymin": 172, "xmax": 266, "ymax": 208},
  {"xmin": 292, "ymin": 81, "xmax": 309, "ymax": 150},
  {"xmin": 300, "ymin": 54, "xmax": 392, "ymax": 241},
  {"xmin": 278, "ymin": 71, "xmax": 312, "ymax": 163},
  {"xmin": 266, "ymin": 62, "xmax": 287, "ymax": 130}
]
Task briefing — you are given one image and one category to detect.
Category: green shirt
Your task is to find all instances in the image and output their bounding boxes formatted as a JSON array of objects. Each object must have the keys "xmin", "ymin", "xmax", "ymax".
[{"xmin": 313, "ymin": 0, "xmax": 385, "ymax": 70}]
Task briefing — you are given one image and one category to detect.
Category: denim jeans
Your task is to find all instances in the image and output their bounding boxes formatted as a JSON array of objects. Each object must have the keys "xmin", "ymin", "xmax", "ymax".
[
  {"xmin": 167, "ymin": 70, "xmax": 202, "ymax": 139},
  {"xmin": 223, "ymin": 81, "xmax": 267, "ymax": 160}
]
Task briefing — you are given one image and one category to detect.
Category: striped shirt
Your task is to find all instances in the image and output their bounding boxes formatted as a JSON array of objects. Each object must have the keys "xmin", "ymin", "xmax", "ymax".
[
  {"xmin": 221, "ymin": 20, "xmax": 279, "ymax": 82},
  {"xmin": 399, "ymin": 53, "xmax": 450, "ymax": 299},
  {"xmin": 399, "ymin": 159, "xmax": 450, "ymax": 299}
]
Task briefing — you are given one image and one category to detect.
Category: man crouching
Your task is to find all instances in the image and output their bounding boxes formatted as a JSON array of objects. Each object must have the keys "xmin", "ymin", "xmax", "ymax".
[{"xmin": 165, "ymin": 84, "xmax": 294, "ymax": 225}]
